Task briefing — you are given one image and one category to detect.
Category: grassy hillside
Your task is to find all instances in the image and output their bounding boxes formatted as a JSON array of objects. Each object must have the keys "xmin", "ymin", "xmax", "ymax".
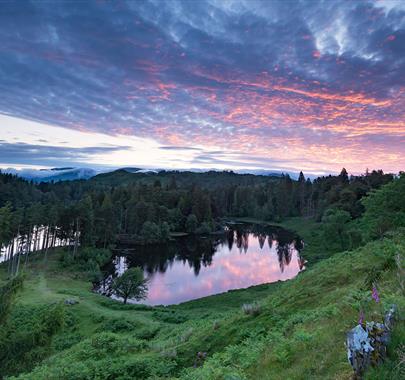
[{"xmin": 1, "ymin": 225, "xmax": 403, "ymax": 379}]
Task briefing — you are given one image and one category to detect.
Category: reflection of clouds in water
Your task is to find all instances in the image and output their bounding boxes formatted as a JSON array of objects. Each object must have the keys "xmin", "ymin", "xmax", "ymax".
[
  {"xmin": 114, "ymin": 256, "xmax": 127, "ymax": 276},
  {"xmin": 129, "ymin": 229, "xmax": 303, "ymax": 305},
  {"xmin": 98, "ymin": 227, "xmax": 305, "ymax": 305}
]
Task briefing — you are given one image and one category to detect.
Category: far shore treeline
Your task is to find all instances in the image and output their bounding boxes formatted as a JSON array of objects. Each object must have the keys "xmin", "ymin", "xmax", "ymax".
[{"xmin": 0, "ymin": 168, "xmax": 396, "ymax": 254}]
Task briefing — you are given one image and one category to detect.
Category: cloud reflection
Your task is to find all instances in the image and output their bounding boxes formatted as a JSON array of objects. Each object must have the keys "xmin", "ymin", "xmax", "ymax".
[{"xmin": 117, "ymin": 226, "xmax": 305, "ymax": 305}]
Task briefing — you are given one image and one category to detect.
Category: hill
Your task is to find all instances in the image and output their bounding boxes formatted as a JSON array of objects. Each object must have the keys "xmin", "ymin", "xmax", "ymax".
[
  {"xmin": 3, "ymin": 167, "xmax": 98, "ymax": 183},
  {"xmin": 0, "ymin": 223, "xmax": 403, "ymax": 379},
  {"xmin": 90, "ymin": 169, "xmax": 282, "ymax": 189}
]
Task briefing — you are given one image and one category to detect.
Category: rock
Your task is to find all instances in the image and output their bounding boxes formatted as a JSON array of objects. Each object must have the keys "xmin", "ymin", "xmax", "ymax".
[
  {"xmin": 347, "ymin": 324, "xmax": 373, "ymax": 377},
  {"xmin": 64, "ymin": 299, "xmax": 79, "ymax": 305},
  {"xmin": 346, "ymin": 304, "xmax": 397, "ymax": 379}
]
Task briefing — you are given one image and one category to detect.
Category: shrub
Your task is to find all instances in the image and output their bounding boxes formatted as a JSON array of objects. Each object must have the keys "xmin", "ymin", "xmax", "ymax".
[
  {"xmin": 0, "ymin": 303, "xmax": 66, "ymax": 377},
  {"xmin": 52, "ymin": 332, "xmax": 83, "ymax": 351},
  {"xmin": 241, "ymin": 302, "xmax": 261, "ymax": 316},
  {"xmin": 196, "ymin": 222, "xmax": 212, "ymax": 235},
  {"xmin": 59, "ymin": 247, "xmax": 112, "ymax": 281},
  {"xmin": 179, "ymin": 327, "xmax": 194, "ymax": 343},
  {"xmin": 99, "ymin": 317, "xmax": 138, "ymax": 333},
  {"xmin": 134, "ymin": 325, "xmax": 160, "ymax": 340}
]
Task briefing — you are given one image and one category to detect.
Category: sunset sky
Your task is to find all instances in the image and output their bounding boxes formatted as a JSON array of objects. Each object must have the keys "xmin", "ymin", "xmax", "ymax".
[{"xmin": 0, "ymin": 0, "xmax": 404, "ymax": 175}]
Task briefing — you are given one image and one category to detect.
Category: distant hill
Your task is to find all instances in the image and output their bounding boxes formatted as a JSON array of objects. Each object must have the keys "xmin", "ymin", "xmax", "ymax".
[
  {"xmin": 3, "ymin": 167, "xmax": 99, "ymax": 183},
  {"xmin": 4, "ymin": 166, "xmax": 298, "ymax": 186},
  {"xmin": 90, "ymin": 169, "xmax": 284, "ymax": 188}
]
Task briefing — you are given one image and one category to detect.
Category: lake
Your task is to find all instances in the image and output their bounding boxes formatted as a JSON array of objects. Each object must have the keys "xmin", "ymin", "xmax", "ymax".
[{"xmin": 97, "ymin": 224, "xmax": 305, "ymax": 305}]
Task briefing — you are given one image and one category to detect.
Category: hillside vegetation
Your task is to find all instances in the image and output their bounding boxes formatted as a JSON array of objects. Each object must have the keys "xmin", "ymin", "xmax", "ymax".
[
  {"xmin": 0, "ymin": 230, "xmax": 404, "ymax": 379},
  {"xmin": 0, "ymin": 172, "xmax": 404, "ymax": 379}
]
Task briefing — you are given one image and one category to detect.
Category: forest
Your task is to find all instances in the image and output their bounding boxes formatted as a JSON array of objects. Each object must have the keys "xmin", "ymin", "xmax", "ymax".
[{"xmin": 0, "ymin": 168, "xmax": 394, "ymax": 261}]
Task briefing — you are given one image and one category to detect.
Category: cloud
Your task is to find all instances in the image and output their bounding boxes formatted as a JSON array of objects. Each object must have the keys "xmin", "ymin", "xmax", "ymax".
[
  {"xmin": 0, "ymin": 0, "xmax": 404, "ymax": 173},
  {"xmin": 159, "ymin": 146, "xmax": 202, "ymax": 151},
  {"xmin": 0, "ymin": 141, "xmax": 130, "ymax": 168}
]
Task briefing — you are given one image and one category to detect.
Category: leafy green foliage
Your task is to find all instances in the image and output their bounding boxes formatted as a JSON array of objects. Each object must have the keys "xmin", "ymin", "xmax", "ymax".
[
  {"xmin": 112, "ymin": 267, "xmax": 148, "ymax": 304},
  {"xmin": 362, "ymin": 174, "xmax": 405, "ymax": 239},
  {"xmin": 321, "ymin": 208, "xmax": 351, "ymax": 251},
  {"xmin": 0, "ymin": 275, "xmax": 23, "ymax": 325},
  {"xmin": 11, "ymin": 332, "xmax": 176, "ymax": 380},
  {"xmin": 60, "ymin": 247, "xmax": 112, "ymax": 281},
  {"xmin": 186, "ymin": 214, "xmax": 198, "ymax": 233},
  {"xmin": 0, "ymin": 303, "xmax": 66, "ymax": 377},
  {"xmin": 1, "ymin": 230, "xmax": 404, "ymax": 380}
]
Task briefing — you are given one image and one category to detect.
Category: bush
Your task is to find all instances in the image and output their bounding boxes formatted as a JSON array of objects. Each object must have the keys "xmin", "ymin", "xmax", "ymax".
[
  {"xmin": 185, "ymin": 214, "xmax": 198, "ymax": 233},
  {"xmin": 52, "ymin": 332, "xmax": 83, "ymax": 351},
  {"xmin": 134, "ymin": 325, "xmax": 160, "ymax": 340},
  {"xmin": 179, "ymin": 327, "xmax": 194, "ymax": 343},
  {"xmin": 99, "ymin": 318, "xmax": 138, "ymax": 333},
  {"xmin": 13, "ymin": 334, "xmax": 176, "ymax": 380},
  {"xmin": 241, "ymin": 302, "xmax": 261, "ymax": 316},
  {"xmin": 59, "ymin": 247, "xmax": 112, "ymax": 281},
  {"xmin": 362, "ymin": 174, "xmax": 405, "ymax": 239},
  {"xmin": 195, "ymin": 222, "xmax": 212, "ymax": 235},
  {"xmin": 0, "ymin": 303, "xmax": 66, "ymax": 377}
]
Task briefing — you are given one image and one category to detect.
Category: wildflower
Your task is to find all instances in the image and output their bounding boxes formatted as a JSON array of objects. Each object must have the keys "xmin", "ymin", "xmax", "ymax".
[
  {"xmin": 358, "ymin": 310, "xmax": 365, "ymax": 325},
  {"xmin": 372, "ymin": 285, "xmax": 380, "ymax": 303}
]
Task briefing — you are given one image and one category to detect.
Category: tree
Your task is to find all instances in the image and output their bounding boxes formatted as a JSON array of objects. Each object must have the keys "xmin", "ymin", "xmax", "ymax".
[
  {"xmin": 362, "ymin": 174, "xmax": 405, "ymax": 238},
  {"xmin": 339, "ymin": 168, "xmax": 349, "ymax": 185},
  {"xmin": 140, "ymin": 221, "xmax": 161, "ymax": 243},
  {"xmin": 99, "ymin": 194, "xmax": 115, "ymax": 247},
  {"xmin": 0, "ymin": 202, "xmax": 13, "ymax": 246},
  {"xmin": 185, "ymin": 214, "xmax": 198, "ymax": 233},
  {"xmin": 112, "ymin": 267, "xmax": 148, "ymax": 304},
  {"xmin": 160, "ymin": 222, "xmax": 171, "ymax": 240},
  {"xmin": 76, "ymin": 195, "xmax": 94, "ymax": 247},
  {"xmin": 321, "ymin": 208, "xmax": 351, "ymax": 251}
]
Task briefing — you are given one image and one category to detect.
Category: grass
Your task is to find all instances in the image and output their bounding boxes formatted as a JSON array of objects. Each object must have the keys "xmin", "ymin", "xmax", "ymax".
[{"xmin": 1, "ymin": 222, "xmax": 404, "ymax": 379}]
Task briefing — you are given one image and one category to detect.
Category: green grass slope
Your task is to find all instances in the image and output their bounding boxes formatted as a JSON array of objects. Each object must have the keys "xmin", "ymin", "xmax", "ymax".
[{"xmin": 1, "ymin": 228, "xmax": 404, "ymax": 379}]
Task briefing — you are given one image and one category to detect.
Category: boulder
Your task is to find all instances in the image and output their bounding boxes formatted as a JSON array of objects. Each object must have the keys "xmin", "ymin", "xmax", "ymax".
[
  {"xmin": 64, "ymin": 298, "xmax": 79, "ymax": 305},
  {"xmin": 346, "ymin": 304, "xmax": 397, "ymax": 379}
]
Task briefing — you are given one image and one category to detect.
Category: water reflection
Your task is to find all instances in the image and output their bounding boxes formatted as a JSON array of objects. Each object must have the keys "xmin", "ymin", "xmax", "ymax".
[{"xmin": 97, "ymin": 224, "xmax": 305, "ymax": 306}]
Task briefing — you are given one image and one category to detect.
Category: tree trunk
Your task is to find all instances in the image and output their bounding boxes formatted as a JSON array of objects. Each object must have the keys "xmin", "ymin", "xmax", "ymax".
[
  {"xmin": 51, "ymin": 226, "xmax": 56, "ymax": 249},
  {"xmin": 15, "ymin": 237, "xmax": 23, "ymax": 276},
  {"xmin": 44, "ymin": 225, "xmax": 52, "ymax": 262},
  {"xmin": 42, "ymin": 225, "xmax": 49, "ymax": 253},
  {"xmin": 24, "ymin": 225, "xmax": 32, "ymax": 269},
  {"xmin": 73, "ymin": 218, "xmax": 80, "ymax": 259}
]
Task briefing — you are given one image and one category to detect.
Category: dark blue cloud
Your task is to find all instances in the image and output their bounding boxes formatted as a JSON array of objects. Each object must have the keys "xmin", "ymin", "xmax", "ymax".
[{"xmin": 0, "ymin": 141, "xmax": 129, "ymax": 168}]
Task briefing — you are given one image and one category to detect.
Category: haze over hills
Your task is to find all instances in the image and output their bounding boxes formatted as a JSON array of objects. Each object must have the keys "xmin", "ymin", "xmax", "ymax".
[
  {"xmin": 2, "ymin": 166, "xmax": 300, "ymax": 184},
  {"xmin": 2, "ymin": 167, "xmax": 99, "ymax": 183}
]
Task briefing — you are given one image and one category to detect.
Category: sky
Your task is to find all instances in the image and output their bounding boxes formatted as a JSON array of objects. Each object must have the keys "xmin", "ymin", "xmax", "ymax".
[{"xmin": 0, "ymin": 0, "xmax": 404, "ymax": 175}]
